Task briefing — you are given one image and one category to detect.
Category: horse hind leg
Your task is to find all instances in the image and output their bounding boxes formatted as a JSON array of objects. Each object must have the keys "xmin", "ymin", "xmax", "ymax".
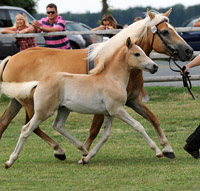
[
  {"xmin": 0, "ymin": 99, "xmax": 22, "ymax": 139},
  {"xmin": 79, "ymin": 115, "xmax": 114, "ymax": 164},
  {"xmin": 116, "ymin": 107, "xmax": 164, "ymax": 158},
  {"xmin": 126, "ymin": 98, "xmax": 175, "ymax": 159},
  {"xmin": 52, "ymin": 107, "xmax": 88, "ymax": 155},
  {"xmin": 5, "ymin": 116, "xmax": 42, "ymax": 169},
  {"xmin": 24, "ymin": 101, "xmax": 66, "ymax": 161}
]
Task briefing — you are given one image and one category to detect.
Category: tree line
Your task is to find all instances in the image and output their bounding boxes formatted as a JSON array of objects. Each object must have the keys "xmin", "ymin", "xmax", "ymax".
[
  {"xmin": 34, "ymin": 4, "xmax": 200, "ymax": 28},
  {"xmin": 1, "ymin": 0, "xmax": 200, "ymax": 27}
]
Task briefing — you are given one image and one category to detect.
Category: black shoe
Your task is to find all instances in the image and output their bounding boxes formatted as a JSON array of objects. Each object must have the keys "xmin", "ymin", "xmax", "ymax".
[{"xmin": 184, "ymin": 144, "xmax": 200, "ymax": 159}]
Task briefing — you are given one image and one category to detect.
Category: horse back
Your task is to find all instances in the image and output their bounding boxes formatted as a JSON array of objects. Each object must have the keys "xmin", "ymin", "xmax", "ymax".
[{"xmin": 2, "ymin": 48, "xmax": 89, "ymax": 82}]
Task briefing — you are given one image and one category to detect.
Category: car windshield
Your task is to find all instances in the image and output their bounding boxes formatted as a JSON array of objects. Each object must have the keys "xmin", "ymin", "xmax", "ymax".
[{"xmin": 66, "ymin": 22, "xmax": 89, "ymax": 31}]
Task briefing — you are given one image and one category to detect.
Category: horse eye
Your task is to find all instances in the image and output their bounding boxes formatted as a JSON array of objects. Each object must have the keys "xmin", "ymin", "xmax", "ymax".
[
  {"xmin": 134, "ymin": 53, "xmax": 140, "ymax": 57},
  {"xmin": 161, "ymin": 30, "xmax": 169, "ymax": 36}
]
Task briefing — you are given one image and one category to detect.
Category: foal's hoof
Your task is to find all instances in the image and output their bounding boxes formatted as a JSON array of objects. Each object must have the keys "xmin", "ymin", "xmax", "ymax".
[
  {"xmin": 78, "ymin": 157, "xmax": 89, "ymax": 165},
  {"xmin": 5, "ymin": 162, "xmax": 11, "ymax": 169},
  {"xmin": 54, "ymin": 153, "xmax": 66, "ymax": 161},
  {"xmin": 163, "ymin": 152, "xmax": 176, "ymax": 159},
  {"xmin": 156, "ymin": 153, "xmax": 164, "ymax": 158}
]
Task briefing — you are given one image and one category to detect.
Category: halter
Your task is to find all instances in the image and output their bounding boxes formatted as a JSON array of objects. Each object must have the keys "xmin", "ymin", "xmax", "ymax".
[
  {"xmin": 150, "ymin": 20, "xmax": 176, "ymax": 55},
  {"xmin": 151, "ymin": 20, "xmax": 195, "ymax": 100}
]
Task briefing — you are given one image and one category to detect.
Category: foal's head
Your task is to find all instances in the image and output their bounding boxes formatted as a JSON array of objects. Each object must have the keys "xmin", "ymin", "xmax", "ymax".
[{"xmin": 126, "ymin": 37, "xmax": 158, "ymax": 74}]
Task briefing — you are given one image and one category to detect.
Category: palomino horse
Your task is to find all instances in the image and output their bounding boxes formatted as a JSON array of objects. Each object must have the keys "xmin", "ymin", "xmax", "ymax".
[
  {"xmin": 2, "ymin": 37, "xmax": 159, "ymax": 168},
  {"xmin": 0, "ymin": 9, "xmax": 193, "ymax": 160}
]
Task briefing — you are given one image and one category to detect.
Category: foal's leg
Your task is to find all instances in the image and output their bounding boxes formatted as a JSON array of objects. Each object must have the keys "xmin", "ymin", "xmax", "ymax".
[
  {"xmin": 23, "ymin": 99, "xmax": 66, "ymax": 160},
  {"xmin": 126, "ymin": 97, "xmax": 175, "ymax": 158},
  {"xmin": 79, "ymin": 115, "xmax": 114, "ymax": 164},
  {"xmin": 116, "ymin": 107, "xmax": 163, "ymax": 158},
  {"xmin": 0, "ymin": 99, "xmax": 22, "ymax": 138},
  {"xmin": 5, "ymin": 116, "xmax": 43, "ymax": 169},
  {"xmin": 83, "ymin": 114, "xmax": 104, "ymax": 151},
  {"xmin": 52, "ymin": 107, "xmax": 88, "ymax": 155}
]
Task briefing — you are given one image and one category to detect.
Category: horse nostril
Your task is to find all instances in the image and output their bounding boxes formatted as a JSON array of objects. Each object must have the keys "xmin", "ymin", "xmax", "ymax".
[
  {"xmin": 185, "ymin": 48, "xmax": 193, "ymax": 56},
  {"xmin": 153, "ymin": 64, "xmax": 158, "ymax": 71}
]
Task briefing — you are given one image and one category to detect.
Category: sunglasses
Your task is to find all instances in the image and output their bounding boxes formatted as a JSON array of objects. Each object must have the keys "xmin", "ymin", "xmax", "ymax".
[{"xmin": 47, "ymin": 11, "xmax": 56, "ymax": 14}]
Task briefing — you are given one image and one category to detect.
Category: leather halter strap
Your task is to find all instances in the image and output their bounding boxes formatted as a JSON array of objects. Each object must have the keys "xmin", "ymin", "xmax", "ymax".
[{"xmin": 150, "ymin": 20, "xmax": 176, "ymax": 56}]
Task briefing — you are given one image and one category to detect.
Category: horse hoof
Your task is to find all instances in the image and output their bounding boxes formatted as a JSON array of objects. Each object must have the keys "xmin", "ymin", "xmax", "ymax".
[
  {"xmin": 54, "ymin": 154, "xmax": 66, "ymax": 161},
  {"xmin": 163, "ymin": 152, "xmax": 176, "ymax": 159},
  {"xmin": 5, "ymin": 162, "xmax": 10, "ymax": 169},
  {"xmin": 156, "ymin": 153, "xmax": 164, "ymax": 158}
]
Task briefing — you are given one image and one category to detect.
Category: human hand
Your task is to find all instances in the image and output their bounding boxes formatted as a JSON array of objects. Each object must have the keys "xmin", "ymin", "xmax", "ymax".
[{"xmin": 32, "ymin": 20, "xmax": 40, "ymax": 29}]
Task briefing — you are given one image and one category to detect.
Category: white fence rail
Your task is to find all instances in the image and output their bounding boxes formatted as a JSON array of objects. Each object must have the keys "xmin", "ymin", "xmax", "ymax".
[{"xmin": 1, "ymin": 26, "xmax": 200, "ymax": 84}]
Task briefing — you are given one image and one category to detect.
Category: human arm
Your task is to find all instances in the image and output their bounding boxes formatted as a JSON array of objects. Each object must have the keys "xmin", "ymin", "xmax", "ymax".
[
  {"xmin": 1, "ymin": 27, "xmax": 16, "ymax": 34},
  {"xmin": 91, "ymin": 25, "xmax": 106, "ymax": 31},
  {"xmin": 183, "ymin": 55, "xmax": 200, "ymax": 73},
  {"xmin": 18, "ymin": 25, "xmax": 36, "ymax": 34}
]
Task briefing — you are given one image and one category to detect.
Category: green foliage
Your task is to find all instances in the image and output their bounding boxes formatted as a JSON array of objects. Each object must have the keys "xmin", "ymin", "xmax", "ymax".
[
  {"xmin": 0, "ymin": 86, "xmax": 200, "ymax": 190},
  {"xmin": 0, "ymin": 0, "xmax": 38, "ymax": 14},
  {"xmin": 58, "ymin": 4, "xmax": 200, "ymax": 28}
]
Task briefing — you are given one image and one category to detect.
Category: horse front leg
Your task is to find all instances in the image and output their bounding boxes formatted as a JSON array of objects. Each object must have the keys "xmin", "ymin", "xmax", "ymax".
[
  {"xmin": 79, "ymin": 115, "xmax": 113, "ymax": 164},
  {"xmin": 116, "ymin": 107, "xmax": 163, "ymax": 158},
  {"xmin": 82, "ymin": 114, "xmax": 104, "ymax": 155},
  {"xmin": 126, "ymin": 97, "xmax": 175, "ymax": 159},
  {"xmin": 0, "ymin": 99, "xmax": 22, "ymax": 138},
  {"xmin": 23, "ymin": 100, "xmax": 66, "ymax": 161}
]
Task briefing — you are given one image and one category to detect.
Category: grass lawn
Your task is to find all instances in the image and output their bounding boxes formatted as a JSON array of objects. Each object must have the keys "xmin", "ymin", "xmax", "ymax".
[{"xmin": 0, "ymin": 86, "xmax": 200, "ymax": 191}]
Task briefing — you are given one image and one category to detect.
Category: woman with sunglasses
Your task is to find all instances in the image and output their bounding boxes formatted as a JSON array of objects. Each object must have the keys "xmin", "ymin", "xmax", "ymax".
[
  {"xmin": 32, "ymin": 3, "xmax": 71, "ymax": 49},
  {"xmin": 1, "ymin": 13, "xmax": 37, "ymax": 51}
]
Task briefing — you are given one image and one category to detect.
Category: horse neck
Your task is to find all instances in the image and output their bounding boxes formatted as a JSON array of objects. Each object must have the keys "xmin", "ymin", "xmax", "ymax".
[
  {"xmin": 102, "ymin": 48, "xmax": 131, "ymax": 86},
  {"xmin": 136, "ymin": 28, "xmax": 152, "ymax": 56}
]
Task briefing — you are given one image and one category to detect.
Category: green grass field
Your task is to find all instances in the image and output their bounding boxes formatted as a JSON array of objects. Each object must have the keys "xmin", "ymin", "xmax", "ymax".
[{"xmin": 0, "ymin": 86, "xmax": 200, "ymax": 191}]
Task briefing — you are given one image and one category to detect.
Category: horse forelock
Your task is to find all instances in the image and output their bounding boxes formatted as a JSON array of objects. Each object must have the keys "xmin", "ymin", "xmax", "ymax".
[{"xmin": 89, "ymin": 10, "xmax": 169, "ymax": 75}]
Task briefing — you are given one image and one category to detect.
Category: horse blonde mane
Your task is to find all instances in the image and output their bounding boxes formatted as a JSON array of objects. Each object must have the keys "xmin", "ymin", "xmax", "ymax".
[{"xmin": 89, "ymin": 10, "xmax": 169, "ymax": 74}]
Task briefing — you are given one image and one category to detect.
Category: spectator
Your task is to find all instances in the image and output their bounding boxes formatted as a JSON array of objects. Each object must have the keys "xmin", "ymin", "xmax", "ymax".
[
  {"xmin": 91, "ymin": 14, "xmax": 123, "ymax": 31},
  {"xmin": 181, "ymin": 55, "xmax": 200, "ymax": 159},
  {"xmin": 1, "ymin": 13, "xmax": 37, "ymax": 51},
  {"xmin": 32, "ymin": 3, "xmax": 71, "ymax": 49}
]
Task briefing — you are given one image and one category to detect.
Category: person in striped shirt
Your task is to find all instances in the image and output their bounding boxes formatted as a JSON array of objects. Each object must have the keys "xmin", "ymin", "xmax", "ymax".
[{"xmin": 32, "ymin": 3, "xmax": 71, "ymax": 49}]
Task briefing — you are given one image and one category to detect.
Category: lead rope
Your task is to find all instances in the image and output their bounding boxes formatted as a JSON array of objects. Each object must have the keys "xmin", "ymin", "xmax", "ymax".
[{"xmin": 168, "ymin": 57, "xmax": 195, "ymax": 100}]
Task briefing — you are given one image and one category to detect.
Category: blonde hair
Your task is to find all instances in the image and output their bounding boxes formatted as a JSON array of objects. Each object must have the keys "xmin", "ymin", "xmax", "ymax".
[{"xmin": 13, "ymin": 13, "xmax": 29, "ymax": 29}]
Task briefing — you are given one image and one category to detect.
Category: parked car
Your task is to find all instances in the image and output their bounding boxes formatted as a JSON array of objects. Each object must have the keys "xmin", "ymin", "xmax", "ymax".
[
  {"xmin": 179, "ymin": 16, "xmax": 200, "ymax": 51},
  {"xmin": 0, "ymin": 6, "xmax": 92, "ymax": 58},
  {"xmin": 66, "ymin": 21, "xmax": 93, "ymax": 47}
]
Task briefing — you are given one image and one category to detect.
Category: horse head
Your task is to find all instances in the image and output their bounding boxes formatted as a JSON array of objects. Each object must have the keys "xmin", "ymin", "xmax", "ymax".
[
  {"xmin": 146, "ymin": 8, "xmax": 193, "ymax": 61},
  {"xmin": 126, "ymin": 37, "xmax": 158, "ymax": 74}
]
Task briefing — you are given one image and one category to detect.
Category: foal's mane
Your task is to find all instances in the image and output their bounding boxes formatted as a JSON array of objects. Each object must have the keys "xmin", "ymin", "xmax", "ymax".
[{"xmin": 89, "ymin": 10, "xmax": 169, "ymax": 74}]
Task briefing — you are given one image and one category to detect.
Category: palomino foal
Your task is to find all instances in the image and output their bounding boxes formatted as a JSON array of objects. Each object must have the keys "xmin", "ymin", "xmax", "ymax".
[{"xmin": 2, "ymin": 38, "xmax": 159, "ymax": 168}]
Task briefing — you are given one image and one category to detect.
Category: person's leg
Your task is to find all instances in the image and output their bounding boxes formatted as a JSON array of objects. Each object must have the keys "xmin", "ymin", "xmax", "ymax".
[{"xmin": 184, "ymin": 124, "xmax": 200, "ymax": 158}]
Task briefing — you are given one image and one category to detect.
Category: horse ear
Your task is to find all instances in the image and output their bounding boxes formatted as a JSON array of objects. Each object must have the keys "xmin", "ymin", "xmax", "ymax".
[
  {"xmin": 126, "ymin": 37, "xmax": 132, "ymax": 49},
  {"xmin": 147, "ymin": 8, "xmax": 155, "ymax": 20},
  {"xmin": 164, "ymin": 8, "xmax": 172, "ymax": 17}
]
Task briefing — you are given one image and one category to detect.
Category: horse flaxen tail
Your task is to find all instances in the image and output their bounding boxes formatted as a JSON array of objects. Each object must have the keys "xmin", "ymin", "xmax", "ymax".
[{"xmin": 0, "ymin": 81, "xmax": 38, "ymax": 99}]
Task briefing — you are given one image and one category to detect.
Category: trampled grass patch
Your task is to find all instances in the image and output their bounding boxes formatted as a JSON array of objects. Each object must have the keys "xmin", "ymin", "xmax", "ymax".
[{"xmin": 0, "ymin": 87, "xmax": 200, "ymax": 191}]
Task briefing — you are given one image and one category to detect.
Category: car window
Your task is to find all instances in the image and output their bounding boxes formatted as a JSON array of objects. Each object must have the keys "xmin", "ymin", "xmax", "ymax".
[
  {"xmin": 8, "ymin": 10, "xmax": 34, "ymax": 25},
  {"xmin": 186, "ymin": 20, "xmax": 195, "ymax": 27},
  {"xmin": 0, "ymin": 9, "xmax": 12, "ymax": 27},
  {"xmin": 66, "ymin": 22, "xmax": 89, "ymax": 31}
]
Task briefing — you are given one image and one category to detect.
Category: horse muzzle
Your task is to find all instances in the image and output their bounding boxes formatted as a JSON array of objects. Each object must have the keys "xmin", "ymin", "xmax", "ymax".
[
  {"xmin": 144, "ymin": 62, "xmax": 159, "ymax": 74},
  {"xmin": 172, "ymin": 43, "xmax": 194, "ymax": 61}
]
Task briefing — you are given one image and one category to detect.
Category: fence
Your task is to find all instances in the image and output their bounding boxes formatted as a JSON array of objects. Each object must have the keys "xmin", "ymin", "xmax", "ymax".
[{"xmin": 1, "ymin": 27, "xmax": 200, "ymax": 84}]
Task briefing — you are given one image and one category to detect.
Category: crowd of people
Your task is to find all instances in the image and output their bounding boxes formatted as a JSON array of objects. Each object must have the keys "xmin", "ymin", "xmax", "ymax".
[{"xmin": 1, "ymin": 3, "xmax": 200, "ymax": 159}]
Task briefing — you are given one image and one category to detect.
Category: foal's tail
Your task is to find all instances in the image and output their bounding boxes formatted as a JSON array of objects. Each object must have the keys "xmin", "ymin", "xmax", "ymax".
[
  {"xmin": 0, "ymin": 56, "xmax": 11, "ymax": 82},
  {"xmin": 0, "ymin": 81, "xmax": 39, "ymax": 99}
]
